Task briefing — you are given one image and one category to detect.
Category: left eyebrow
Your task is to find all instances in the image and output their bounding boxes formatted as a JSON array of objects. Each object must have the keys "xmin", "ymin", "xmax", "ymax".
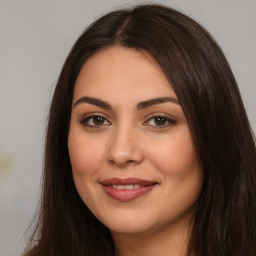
[{"xmin": 137, "ymin": 97, "xmax": 180, "ymax": 110}]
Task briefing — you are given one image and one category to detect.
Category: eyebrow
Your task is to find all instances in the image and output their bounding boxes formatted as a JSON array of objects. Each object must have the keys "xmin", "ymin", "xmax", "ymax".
[
  {"xmin": 73, "ymin": 96, "xmax": 111, "ymax": 109},
  {"xmin": 137, "ymin": 97, "xmax": 180, "ymax": 110},
  {"xmin": 73, "ymin": 96, "xmax": 180, "ymax": 110}
]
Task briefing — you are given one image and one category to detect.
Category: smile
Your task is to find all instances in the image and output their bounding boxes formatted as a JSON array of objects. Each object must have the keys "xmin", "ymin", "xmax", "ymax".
[
  {"xmin": 100, "ymin": 178, "xmax": 157, "ymax": 201},
  {"xmin": 111, "ymin": 184, "xmax": 145, "ymax": 189}
]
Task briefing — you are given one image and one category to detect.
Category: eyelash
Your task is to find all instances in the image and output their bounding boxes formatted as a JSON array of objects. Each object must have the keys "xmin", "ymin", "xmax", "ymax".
[
  {"xmin": 80, "ymin": 114, "xmax": 177, "ymax": 130},
  {"xmin": 80, "ymin": 115, "xmax": 111, "ymax": 127},
  {"xmin": 145, "ymin": 115, "xmax": 177, "ymax": 129}
]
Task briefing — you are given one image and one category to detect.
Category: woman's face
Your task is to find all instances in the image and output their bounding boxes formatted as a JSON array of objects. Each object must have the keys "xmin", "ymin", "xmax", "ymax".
[{"xmin": 68, "ymin": 46, "xmax": 203, "ymax": 236}]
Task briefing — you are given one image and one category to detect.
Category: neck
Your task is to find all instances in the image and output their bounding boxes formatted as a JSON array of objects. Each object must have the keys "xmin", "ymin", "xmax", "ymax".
[{"xmin": 111, "ymin": 220, "xmax": 193, "ymax": 256}]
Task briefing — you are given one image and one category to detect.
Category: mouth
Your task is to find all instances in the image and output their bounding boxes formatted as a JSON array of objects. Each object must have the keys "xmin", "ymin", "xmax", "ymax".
[
  {"xmin": 100, "ymin": 177, "xmax": 158, "ymax": 202},
  {"xmin": 111, "ymin": 184, "xmax": 146, "ymax": 189}
]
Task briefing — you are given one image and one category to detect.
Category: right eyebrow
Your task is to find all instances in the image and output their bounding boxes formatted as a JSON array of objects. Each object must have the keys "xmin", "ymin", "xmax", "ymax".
[{"xmin": 73, "ymin": 96, "xmax": 112, "ymax": 109}]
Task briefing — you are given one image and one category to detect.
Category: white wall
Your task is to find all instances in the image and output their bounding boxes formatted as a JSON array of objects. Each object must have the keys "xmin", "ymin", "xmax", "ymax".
[{"xmin": 0, "ymin": 0, "xmax": 255, "ymax": 255}]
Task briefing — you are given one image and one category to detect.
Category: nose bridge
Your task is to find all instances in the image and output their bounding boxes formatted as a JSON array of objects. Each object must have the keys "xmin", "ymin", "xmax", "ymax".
[{"xmin": 107, "ymin": 121, "xmax": 143, "ymax": 166}]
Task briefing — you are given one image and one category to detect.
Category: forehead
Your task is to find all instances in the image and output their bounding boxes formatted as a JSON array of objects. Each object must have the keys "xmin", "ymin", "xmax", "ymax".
[{"xmin": 73, "ymin": 46, "xmax": 177, "ymax": 104}]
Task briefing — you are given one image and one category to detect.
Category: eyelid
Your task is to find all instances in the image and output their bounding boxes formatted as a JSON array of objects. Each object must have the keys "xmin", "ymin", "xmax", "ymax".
[
  {"xmin": 144, "ymin": 112, "xmax": 176, "ymax": 122},
  {"xmin": 80, "ymin": 113, "xmax": 112, "ymax": 127},
  {"xmin": 79, "ymin": 112, "xmax": 177, "ymax": 129},
  {"xmin": 80, "ymin": 112, "xmax": 111, "ymax": 120},
  {"xmin": 143, "ymin": 113, "xmax": 177, "ymax": 129}
]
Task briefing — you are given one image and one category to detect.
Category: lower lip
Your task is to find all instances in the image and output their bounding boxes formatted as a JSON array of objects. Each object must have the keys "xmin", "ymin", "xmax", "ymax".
[{"xmin": 102, "ymin": 185, "xmax": 156, "ymax": 201}]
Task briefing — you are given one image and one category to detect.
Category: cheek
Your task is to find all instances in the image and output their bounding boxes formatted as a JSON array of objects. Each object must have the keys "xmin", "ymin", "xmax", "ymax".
[
  {"xmin": 146, "ymin": 130, "xmax": 203, "ymax": 219},
  {"xmin": 146, "ymin": 127, "xmax": 199, "ymax": 177},
  {"xmin": 68, "ymin": 130, "xmax": 105, "ymax": 178},
  {"xmin": 68, "ymin": 130, "xmax": 107, "ymax": 209}
]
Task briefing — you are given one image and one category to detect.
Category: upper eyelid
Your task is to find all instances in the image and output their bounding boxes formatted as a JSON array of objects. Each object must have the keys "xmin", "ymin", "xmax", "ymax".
[
  {"xmin": 80, "ymin": 113, "xmax": 175, "ymax": 120},
  {"xmin": 144, "ymin": 116, "xmax": 176, "ymax": 125},
  {"xmin": 81, "ymin": 115, "xmax": 111, "ymax": 123},
  {"xmin": 79, "ymin": 112, "xmax": 177, "ymax": 123},
  {"xmin": 144, "ymin": 112, "xmax": 176, "ymax": 121},
  {"xmin": 81, "ymin": 112, "xmax": 111, "ymax": 120}
]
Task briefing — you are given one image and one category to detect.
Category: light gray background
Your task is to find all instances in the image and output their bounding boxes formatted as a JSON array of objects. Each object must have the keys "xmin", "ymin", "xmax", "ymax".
[{"xmin": 0, "ymin": 0, "xmax": 255, "ymax": 255}]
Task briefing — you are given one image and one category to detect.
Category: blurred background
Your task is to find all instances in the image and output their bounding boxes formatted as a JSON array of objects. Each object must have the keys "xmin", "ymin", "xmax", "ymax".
[{"xmin": 0, "ymin": 0, "xmax": 255, "ymax": 255}]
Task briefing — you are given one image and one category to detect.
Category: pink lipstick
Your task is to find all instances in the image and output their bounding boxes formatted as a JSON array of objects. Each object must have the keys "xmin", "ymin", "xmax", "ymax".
[{"xmin": 100, "ymin": 178, "xmax": 157, "ymax": 202}]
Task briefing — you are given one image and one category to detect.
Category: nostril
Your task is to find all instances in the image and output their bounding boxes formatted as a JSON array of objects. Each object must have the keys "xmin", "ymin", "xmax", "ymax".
[
  {"xmin": 106, "ymin": 134, "xmax": 144, "ymax": 166},
  {"xmin": 108, "ymin": 158, "xmax": 138, "ymax": 167}
]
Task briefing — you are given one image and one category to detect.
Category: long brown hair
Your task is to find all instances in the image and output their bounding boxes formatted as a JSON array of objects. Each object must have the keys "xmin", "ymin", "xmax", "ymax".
[{"xmin": 24, "ymin": 4, "xmax": 256, "ymax": 256}]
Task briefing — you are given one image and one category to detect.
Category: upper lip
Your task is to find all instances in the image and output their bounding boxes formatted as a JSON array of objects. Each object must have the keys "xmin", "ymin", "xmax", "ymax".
[{"xmin": 100, "ymin": 177, "xmax": 158, "ymax": 186}]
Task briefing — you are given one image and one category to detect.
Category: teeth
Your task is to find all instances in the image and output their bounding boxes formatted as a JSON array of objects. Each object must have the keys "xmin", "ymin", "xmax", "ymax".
[
  {"xmin": 113, "ymin": 185, "xmax": 124, "ymax": 189},
  {"xmin": 112, "ymin": 184, "xmax": 145, "ymax": 189}
]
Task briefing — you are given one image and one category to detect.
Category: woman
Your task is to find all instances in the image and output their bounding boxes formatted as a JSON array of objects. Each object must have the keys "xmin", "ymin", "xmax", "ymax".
[{"xmin": 24, "ymin": 4, "xmax": 256, "ymax": 256}]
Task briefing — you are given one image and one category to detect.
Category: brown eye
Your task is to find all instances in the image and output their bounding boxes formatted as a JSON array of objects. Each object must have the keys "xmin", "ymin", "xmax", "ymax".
[
  {"xmin": 144, "ymin": 115, "xmax": 177, "ymax": 129},
  {"xmin": 92, "ymin": 116, "xmax": 105, "ymax": 125},
  {"xmin": 80, "ymin": 115, "xmax": 111, "ymax": 127},
  {"xmin": 154, "ymin": 117, "xmax": 167, "ymax": 126}
]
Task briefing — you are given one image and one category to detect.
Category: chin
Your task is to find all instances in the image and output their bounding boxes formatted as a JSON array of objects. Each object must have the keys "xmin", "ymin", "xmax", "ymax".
[
  {"xmin": 109, "ymin": 223, "xmax": 152, "ymax": 235},
  {"xmin": 99, "ymin": 213, "xmax": 156, "ymax": 235}
]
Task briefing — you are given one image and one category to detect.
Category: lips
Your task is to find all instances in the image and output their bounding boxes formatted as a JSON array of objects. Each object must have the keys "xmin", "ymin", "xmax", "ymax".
[{"xmin": 100, "ymin": 178, "xmax": 157, "ymax": 201}]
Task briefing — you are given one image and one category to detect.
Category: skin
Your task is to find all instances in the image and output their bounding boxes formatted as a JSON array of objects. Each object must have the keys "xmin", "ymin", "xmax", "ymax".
[{"xmin": 68, "ymin": 46, "xmax": 203, "ymax": 256}]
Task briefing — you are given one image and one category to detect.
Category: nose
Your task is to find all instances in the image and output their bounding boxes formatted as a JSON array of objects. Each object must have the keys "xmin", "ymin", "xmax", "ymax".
[{"xmin": 107, "ymin": 125, "xmax": 144, "ymax": 167}]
